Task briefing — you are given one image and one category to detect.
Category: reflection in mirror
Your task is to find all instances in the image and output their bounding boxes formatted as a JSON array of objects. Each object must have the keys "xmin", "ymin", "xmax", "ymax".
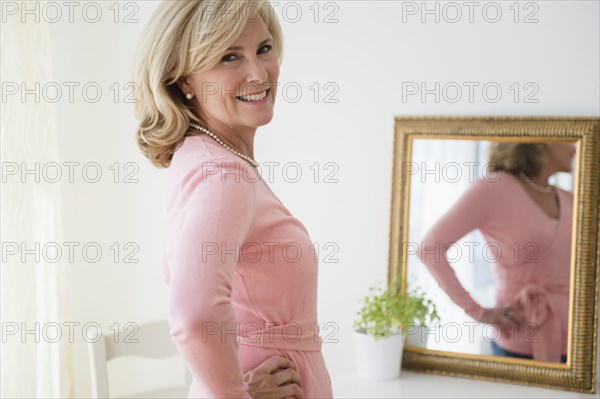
[{"xmin": 405, "ymin": 139, "xmax": 575, "ymax": 364}]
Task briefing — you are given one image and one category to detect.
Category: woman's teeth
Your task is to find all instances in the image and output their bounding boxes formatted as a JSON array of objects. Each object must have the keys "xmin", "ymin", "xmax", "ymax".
[{"xmin": 238, "ymin": 90, "xmax": 268, "ymax": 102}]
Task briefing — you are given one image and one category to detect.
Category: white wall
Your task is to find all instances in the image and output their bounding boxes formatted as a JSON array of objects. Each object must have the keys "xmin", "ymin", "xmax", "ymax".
[{"xmin": 40, "ymin": 0, "xmax": 599, "ymax": 396}]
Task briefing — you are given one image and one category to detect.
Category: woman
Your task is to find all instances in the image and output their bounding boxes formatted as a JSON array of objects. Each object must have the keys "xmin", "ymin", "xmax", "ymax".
[
  {"xmin": 132, "ymin": 1, "xmax": 333, "ymax": 397},
  {"xmin": 416, "ymin": 142, "xmax": 576, "ymax": 363}
]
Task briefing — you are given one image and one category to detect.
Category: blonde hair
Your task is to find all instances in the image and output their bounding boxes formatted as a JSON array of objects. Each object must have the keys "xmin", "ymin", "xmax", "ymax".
[
  {"xmin": 132, "ymin": 0, "xmax": 284, "ymax": 168},
  {"xmin": 486, "ymin": 142, "xmax": 549, "ymax": 177}
]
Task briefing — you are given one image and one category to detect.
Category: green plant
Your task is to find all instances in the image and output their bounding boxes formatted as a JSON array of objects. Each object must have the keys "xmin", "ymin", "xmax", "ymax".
[{"xmin": 353, "ymin": 279, "xmax": 440, "ymax": 340}]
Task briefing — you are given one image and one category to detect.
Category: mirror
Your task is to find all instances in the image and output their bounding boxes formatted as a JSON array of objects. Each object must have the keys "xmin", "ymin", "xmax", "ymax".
[
  {"xmin": 408, "ymin": 138, "xmax": 575, "ymax": 363},
  {"xmin": 388, "ymin": 116, "xmax": 599, "ymax": 393}
]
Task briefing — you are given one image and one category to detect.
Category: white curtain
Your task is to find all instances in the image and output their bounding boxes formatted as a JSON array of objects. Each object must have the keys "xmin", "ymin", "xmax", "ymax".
[
  {"xmin": 1, "ymin": 10, "xmax": 74, "ymax": 398},
  {"xmin": 407, "ymin": 139, "xmax": 488, "ymax": 354}
]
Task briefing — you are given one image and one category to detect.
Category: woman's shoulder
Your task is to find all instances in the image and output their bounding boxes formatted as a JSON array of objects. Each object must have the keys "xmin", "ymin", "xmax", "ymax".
[
  {"xmin": 166, "ymin": 135, "xmax": 259, "ymax": 195},
  {"xmin": 455, "ymin": 170, "xmax": 518, "ymax": 206},
  {"xmin": 470, "ymin": 170, "xmax": 515, "ymax": 192},
  {"xmin": 481, "ymin": 169, "xmax": 517, "ymax": 183},
  {"xmin": 170, "ymin": 135, "xmax": 254, "ymax": 175},
  {"xmin": 171, "ymin": 134, "xmax": 237, "ymax": 166}
]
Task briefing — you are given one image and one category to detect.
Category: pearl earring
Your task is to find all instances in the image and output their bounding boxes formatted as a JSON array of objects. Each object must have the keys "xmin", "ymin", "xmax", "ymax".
[{"xmin": 186, "ymin": 93, "xmax": 193, "ymax": 100}]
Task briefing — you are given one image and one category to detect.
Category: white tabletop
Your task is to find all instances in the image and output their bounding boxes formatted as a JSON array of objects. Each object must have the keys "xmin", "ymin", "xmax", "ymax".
[{"xmin": 331, "ymin": 366, "xmax": 596, "ymax": 398}]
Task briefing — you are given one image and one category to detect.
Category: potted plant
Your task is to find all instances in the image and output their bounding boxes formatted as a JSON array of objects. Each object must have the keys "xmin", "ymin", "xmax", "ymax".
[
  {"xmin": 352, "ymin": 278, "xmax": 439, "ymax": 381},
  {"xmin": 402, "ymin": 286, "xmax": 440, "ymax": 349}
]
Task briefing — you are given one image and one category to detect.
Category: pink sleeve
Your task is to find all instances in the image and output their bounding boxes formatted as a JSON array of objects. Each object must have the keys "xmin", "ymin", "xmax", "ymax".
[
  {"xmin": 167, "ymin": 159, "xmax": 254, "ymax": 398},
  {"xmin": 416, "ymin": 178, "xmax": 497, "ymax": 321}
]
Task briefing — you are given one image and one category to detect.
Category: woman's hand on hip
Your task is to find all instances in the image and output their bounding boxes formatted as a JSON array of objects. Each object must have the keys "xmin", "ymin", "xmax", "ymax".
[
  {"xmin": 480, "ymin": 306, "xmax": 524, "ymax": 331},
  {"xmin": 243, "ymin": 355, "xmax": 304, "ymax": 399}
]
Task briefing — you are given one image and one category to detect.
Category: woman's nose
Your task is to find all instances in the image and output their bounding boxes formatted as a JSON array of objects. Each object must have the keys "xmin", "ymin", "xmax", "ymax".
[{"xmin": 245, "ymin": 57, "xmax": 268, "ymax": 83}]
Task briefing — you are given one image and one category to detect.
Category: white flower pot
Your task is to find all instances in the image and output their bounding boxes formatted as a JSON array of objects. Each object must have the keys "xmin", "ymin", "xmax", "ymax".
[{"xmin": 353, "ymin": 329, "xmax": 405, "ymax": 381}]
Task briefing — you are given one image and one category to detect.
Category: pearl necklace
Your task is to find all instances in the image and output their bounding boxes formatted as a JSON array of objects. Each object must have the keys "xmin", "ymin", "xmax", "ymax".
[
  {"xmin": 189, "ymin": 122, "xmax": 259, "ymax": 168},
  {"xmin": 519, "ymin": 171, "xmax": 553, "ymax": 194}
]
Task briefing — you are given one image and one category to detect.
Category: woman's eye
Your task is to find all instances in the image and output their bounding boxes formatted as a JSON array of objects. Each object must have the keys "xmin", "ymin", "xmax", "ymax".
[
  {"xmin": 221, "ymin": 54, "xmax": 237, "ymax": 63},
  {"xmin": 259, "ymin": 44, "xmax": 273, "ymax": 53},
  {"xmin": 221, "ymin": 45, "xmax": 273, "ymax": 63}
]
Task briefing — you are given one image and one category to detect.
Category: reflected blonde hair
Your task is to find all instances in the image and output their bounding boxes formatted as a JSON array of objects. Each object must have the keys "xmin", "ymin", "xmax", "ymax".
[
  {"xmin": 486, "ymin": 142, "xmax": 549, "ymax": 178},
  {"xmin": 132, "ymin": 0, "xmax": 284, "ymax": 168}
]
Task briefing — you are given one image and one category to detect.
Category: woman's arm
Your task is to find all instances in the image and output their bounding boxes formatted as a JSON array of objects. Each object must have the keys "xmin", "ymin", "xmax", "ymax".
[
  {"xmin": 416, "ymin": 177, "xmax": 498, "ymax": 321},
  {"xmin": 167, "ymin": 158, "xmax": 256, "ymax": 398}
]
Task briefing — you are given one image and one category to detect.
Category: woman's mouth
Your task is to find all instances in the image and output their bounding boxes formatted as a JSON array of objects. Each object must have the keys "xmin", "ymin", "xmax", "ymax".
[{"xmin": 236, "ymin": 88, "xmax": 270, "ymax": 104}]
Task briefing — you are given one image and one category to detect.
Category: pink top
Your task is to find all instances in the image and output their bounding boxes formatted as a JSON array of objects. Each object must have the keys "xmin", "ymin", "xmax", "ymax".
[
  {"xmin": 416, "ymin": 170, "xmax": 573, "ymax": 362},
  {"xmin": 163, "ymin": 134, "xmax": 333, "ymax": 398}
]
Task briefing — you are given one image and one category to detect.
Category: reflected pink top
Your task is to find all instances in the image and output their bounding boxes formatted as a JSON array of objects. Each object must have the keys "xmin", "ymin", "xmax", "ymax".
[
  {"xmin": 163, "ymin": 135, "xmax": 333, "ymax": 398},
  {"xmin": 416, "ymin": 170, "xmax": 573, "ymax": 362}
]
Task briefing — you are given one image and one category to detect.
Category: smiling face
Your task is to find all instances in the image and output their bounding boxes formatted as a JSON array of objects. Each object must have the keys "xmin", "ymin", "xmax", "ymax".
[
  {"xmin": 179, "ymin": 12, "xmax": 280, "ymax": 133},
  {"xmin": 545, "ymin": 142, "xmax": 577, "ymax": 173}
]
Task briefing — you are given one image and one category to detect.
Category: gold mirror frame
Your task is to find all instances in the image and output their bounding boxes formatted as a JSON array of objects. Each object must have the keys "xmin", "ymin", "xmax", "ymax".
[{"xmin": 388, "ymin": 116, "xmax": 599, "ymax": 393}]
